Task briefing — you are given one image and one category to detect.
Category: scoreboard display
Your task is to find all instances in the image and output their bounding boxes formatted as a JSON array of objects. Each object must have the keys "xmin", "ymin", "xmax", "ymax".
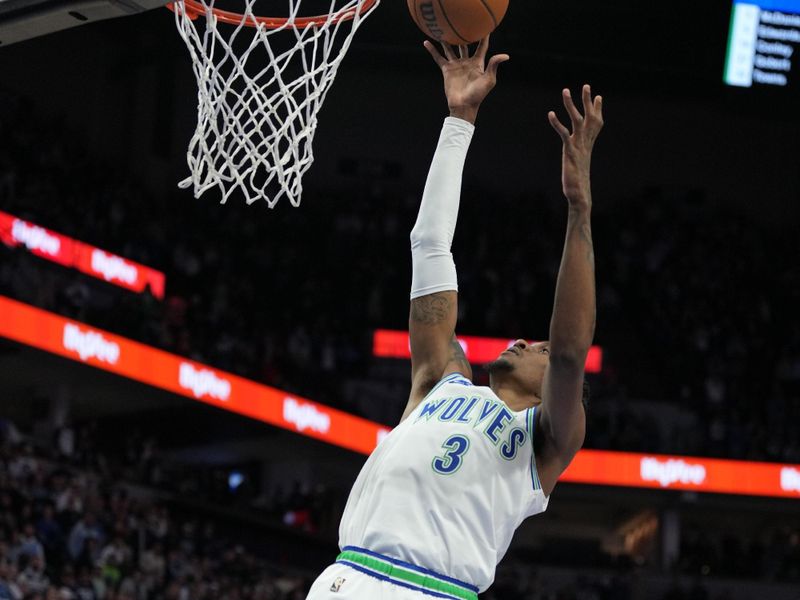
[{"xmin": 724, "ymin": 0, "xmax": 800, "ymax": 88}]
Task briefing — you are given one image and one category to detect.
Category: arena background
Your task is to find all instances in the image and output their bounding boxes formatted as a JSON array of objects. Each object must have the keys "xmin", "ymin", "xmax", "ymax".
[{"xmin": 1, "ymin": 0, "xmax": 799, "ymax": 598}]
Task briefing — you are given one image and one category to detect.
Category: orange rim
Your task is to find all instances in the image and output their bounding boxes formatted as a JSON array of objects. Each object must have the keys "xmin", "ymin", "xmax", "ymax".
[{"xmin": 172, "ymin": 0, "xmax": 378, "ymax": 28}]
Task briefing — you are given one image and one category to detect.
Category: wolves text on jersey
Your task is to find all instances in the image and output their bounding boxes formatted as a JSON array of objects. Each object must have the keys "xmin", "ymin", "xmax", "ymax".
[{"xmin": 415, "ymin": 394, "xmax": 528, "ymax": 461}]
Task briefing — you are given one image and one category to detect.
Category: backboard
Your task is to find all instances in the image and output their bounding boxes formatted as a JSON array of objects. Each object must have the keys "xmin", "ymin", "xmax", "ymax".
[{"xmin": 0, "ymin": 0, "xmax": 167, "ymax": 46}]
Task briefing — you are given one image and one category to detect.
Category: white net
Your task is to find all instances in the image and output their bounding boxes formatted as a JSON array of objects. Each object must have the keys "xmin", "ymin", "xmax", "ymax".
[{"xmin": 172, "ymin": 0, "xmax": 378, "ymax": 207}]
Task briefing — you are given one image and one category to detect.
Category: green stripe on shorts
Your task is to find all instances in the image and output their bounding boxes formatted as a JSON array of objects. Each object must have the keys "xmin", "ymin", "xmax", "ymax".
[{"xmin": 336, "ymin": 549, "xmax": 478, "ymax": 600}]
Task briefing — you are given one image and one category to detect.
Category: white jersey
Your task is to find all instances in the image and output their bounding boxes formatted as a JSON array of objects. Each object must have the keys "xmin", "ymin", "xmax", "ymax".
[{"xmin": 339, "ymin": 373, "xmax": 549, "ymax": 593}]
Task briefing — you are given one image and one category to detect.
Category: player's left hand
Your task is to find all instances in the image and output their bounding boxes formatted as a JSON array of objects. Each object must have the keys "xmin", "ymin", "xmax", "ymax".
[
  {"xmin": 424, "ymin": 35, "xmax": 510, "ymax": 124},
  {"xmin": 548, "ymin": 85, "xmax": 604, "ymax": 205}
]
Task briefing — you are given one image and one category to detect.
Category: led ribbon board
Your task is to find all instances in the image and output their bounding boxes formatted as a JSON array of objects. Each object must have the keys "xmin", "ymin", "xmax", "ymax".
[
  {"xmin": 0, "ymin": 296, "xmax": 797, "ymax": 499},
  {"xmin": 725, "ymin": 0, "xmax": 800, "ymax": 88},
  {"xmin": 0, "ymin": 211, "xmax": 166, "ymax": 299},
  {"xmin": 0, "ymin": 296, "xmax": 390, "ymax": 455},
  {"xmin": 373, "ymin": 329, "xmax": 603, "ymax": 373},
  {"xmin": 562, "ymin": 450, "xmax": 800, "ymax": 499}
]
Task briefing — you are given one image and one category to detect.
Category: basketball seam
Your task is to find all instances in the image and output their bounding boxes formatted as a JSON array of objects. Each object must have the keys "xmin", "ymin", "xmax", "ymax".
[
  {"xmin": 476, "ymin": 0, "xmax": 498, "ymax": 27},
  {"xmin": 435, "ymin": 0, "xmax": 471, "ymax": 44}
]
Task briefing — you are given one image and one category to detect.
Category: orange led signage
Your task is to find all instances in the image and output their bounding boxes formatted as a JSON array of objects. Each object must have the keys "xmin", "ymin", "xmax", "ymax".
[
  {"xmin": 0, "ymin": 211, "xmax": 165, "ymax": 299},
  {"xmin": 0, "ymin": 296, "xmax": 388, "ymax": 455},
  {"xmin": 374, "ymin": 329, "xmax": 603, "ymax": 373}
]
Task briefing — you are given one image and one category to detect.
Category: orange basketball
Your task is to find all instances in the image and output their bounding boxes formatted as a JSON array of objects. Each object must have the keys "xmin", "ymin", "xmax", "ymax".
[{"xmin": 407, "ymin": 0, "xmax": 509, "ymax": 45}]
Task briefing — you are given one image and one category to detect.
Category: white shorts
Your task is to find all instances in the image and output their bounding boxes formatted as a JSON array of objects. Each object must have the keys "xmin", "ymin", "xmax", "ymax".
[{"xmin": 305, "ymin": 547, "xmax": 479, "ymax": 600}]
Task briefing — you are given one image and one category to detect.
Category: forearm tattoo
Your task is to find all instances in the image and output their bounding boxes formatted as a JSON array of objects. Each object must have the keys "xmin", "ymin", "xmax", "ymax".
[
  {"xmin": 410, "ymin": 292, "xmax": 451, "ymax": 325},
  {"xmin": 448, "ymin": 335, "xmax": 471, "ymax": 375}
]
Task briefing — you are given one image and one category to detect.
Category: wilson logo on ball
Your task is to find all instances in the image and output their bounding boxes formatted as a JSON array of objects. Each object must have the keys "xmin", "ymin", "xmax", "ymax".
[
  {"xmin": 408, "ymin": 0, "xmax": 509, "ymax": 45},
  {"xmin": 420, "ymin": 3, "xmax": 445, "ymax": 41}
]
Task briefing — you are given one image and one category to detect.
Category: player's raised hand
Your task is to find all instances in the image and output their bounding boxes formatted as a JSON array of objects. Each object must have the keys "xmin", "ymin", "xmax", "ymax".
[
  {"xmin": 548, "ymin": 85, "xmax": 604, "ymax": 205},
  {"xmin": 424, "ymin": 35, "xmax": 509, "ymax": 124}
]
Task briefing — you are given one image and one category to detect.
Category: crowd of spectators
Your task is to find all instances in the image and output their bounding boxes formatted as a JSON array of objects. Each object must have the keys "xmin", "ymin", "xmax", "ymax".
[
  {"xmin": 2, "ymin": 419, "xmax": 799, "ymax": 600},
  {"xmin": 483, "ymin": 565, "xmax": 728, "ymax": 600},
  {"xmin": 14, "ymin": 416, "xmax": 800, "ymax": 589},
  {"xmin": 483, "ymin": 562, "xmax": 639, "ymax": 600},
  {"xmin": 38, "ymin": 420, "xmax": 334, "ymax": 539},
  {"xmin": 0, "ymin": 424, "xmax": 311, "ymax": 600},
  {"xmin": 676, "ymin": 526, "xmax": 800, "ymax": 583},
  {"xmin": 0, "ymin": 88, "xmax": 799, "ymax": 464}
]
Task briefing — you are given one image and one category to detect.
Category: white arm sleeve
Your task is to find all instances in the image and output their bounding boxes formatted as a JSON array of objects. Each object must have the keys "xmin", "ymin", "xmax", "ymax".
[{"xmin": 410, "ymin": 117, "xmax": 475, "ymax": 300}]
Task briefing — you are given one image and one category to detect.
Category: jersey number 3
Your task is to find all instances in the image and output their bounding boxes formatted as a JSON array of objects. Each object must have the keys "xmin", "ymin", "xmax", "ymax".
[{"xmin": 432, "ymin": 434, "xmax": 470, "ymax": 475}]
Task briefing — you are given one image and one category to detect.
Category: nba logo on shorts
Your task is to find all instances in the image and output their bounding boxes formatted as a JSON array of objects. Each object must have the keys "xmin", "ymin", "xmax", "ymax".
[{"xmin": 330, "ymin": 577, "xmax": 346, "ymax": 592}]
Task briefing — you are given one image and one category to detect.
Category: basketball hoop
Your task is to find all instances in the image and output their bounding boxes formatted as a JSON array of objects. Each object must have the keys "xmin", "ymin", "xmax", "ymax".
[{"xmin": 171, "ymin": 0, "xmax": 379, "ymax": 207}]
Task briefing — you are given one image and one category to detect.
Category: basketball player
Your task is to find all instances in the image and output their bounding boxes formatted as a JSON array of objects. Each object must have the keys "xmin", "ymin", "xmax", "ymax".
[{"xmin": 306, "ymin": 37, "xmax": 603, "ymax": 599}]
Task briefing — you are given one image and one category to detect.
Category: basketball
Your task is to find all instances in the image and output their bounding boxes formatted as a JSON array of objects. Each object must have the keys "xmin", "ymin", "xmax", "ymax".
[{"xmin": 407, "ymin": 0, "xmax": 510, "ymax": 45}]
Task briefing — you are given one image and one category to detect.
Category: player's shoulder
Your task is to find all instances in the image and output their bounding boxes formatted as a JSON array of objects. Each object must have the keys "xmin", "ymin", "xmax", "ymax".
[
  {"xmin": 440, "ymin": 371, "xmax": 474, "ymax": 387},
  {"xmin": 401, "ymin": 372, "xmax": 477, "ymax": 423},
  {"xmin": 420, "ymin": 371, "xmax": 476, "ymax": 399}
]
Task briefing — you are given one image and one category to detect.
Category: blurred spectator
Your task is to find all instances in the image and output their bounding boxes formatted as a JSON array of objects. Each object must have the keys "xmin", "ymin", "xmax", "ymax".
[
  {"xmin": 35, "ymin": 505, "xmax": 63, "ymax": 559},
  {"xmin": 16, "ymin": 524, "xmax": 44, "ymax": 563},
  {"xmin": 17, "ymin": 554, "xmax": 49, "ymax": 596},
  {"xmin": 97, "ymin": 535, "xmax": 131, "ymax": 587},
  {"xmin": 0, "ymin": 558, "xmax": 22, "ymax": 600},
  {"xmin": 67, "ymin": 515, "xmax": 103, "ymax": 563}
]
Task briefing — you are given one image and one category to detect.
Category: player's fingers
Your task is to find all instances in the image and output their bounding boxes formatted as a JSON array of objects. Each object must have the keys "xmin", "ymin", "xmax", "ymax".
[
  {"xmin": 548, "ymin": 111, "xmax": 570, "ymax": 142},
  {"xmin": 594, "ymin": 95, "xmax": 604, "ymax": 122},
  {"xmin": 587, "ymin": 93, "xmax": 605, "ymax": 134},
  {"xmin": 458, "ymin": 45, "xmax": 469, "ymax": 59},
  {"xmin": 562, "ymin": 88, "xmax": 584, "ymax": 127},
  {"xmin": 486, "ymin": 54, "xmax": 510, "ymax": 78},
  {"xmin": 476, "ymin": 35, "xmax": 490, "ymax": 61},
  {"xmin": 581, "ymin": 84, "xmax": 592, "ymax": 117},
  {"xmin": 423, "ymin": 41, "xmax": 447, "ymax": 67},
  {"xmin": 441, "ymin": 42, "xmax": 456, "ymax": 61}
]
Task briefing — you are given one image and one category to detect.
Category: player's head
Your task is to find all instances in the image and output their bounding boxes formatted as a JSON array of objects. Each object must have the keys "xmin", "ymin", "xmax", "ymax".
[
  {"xmin": 486, "ymin": 340, "xmax": 590, "ymax": 411},
  {"xmin": 486, "ymin": 340, "xmax": 550, "ymax": 400}
]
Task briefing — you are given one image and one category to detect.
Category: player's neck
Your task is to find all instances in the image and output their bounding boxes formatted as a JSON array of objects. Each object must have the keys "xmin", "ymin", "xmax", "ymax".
[{"xmin": 489, "ymin": 382, "xmax": 540, "ymax": 412}]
